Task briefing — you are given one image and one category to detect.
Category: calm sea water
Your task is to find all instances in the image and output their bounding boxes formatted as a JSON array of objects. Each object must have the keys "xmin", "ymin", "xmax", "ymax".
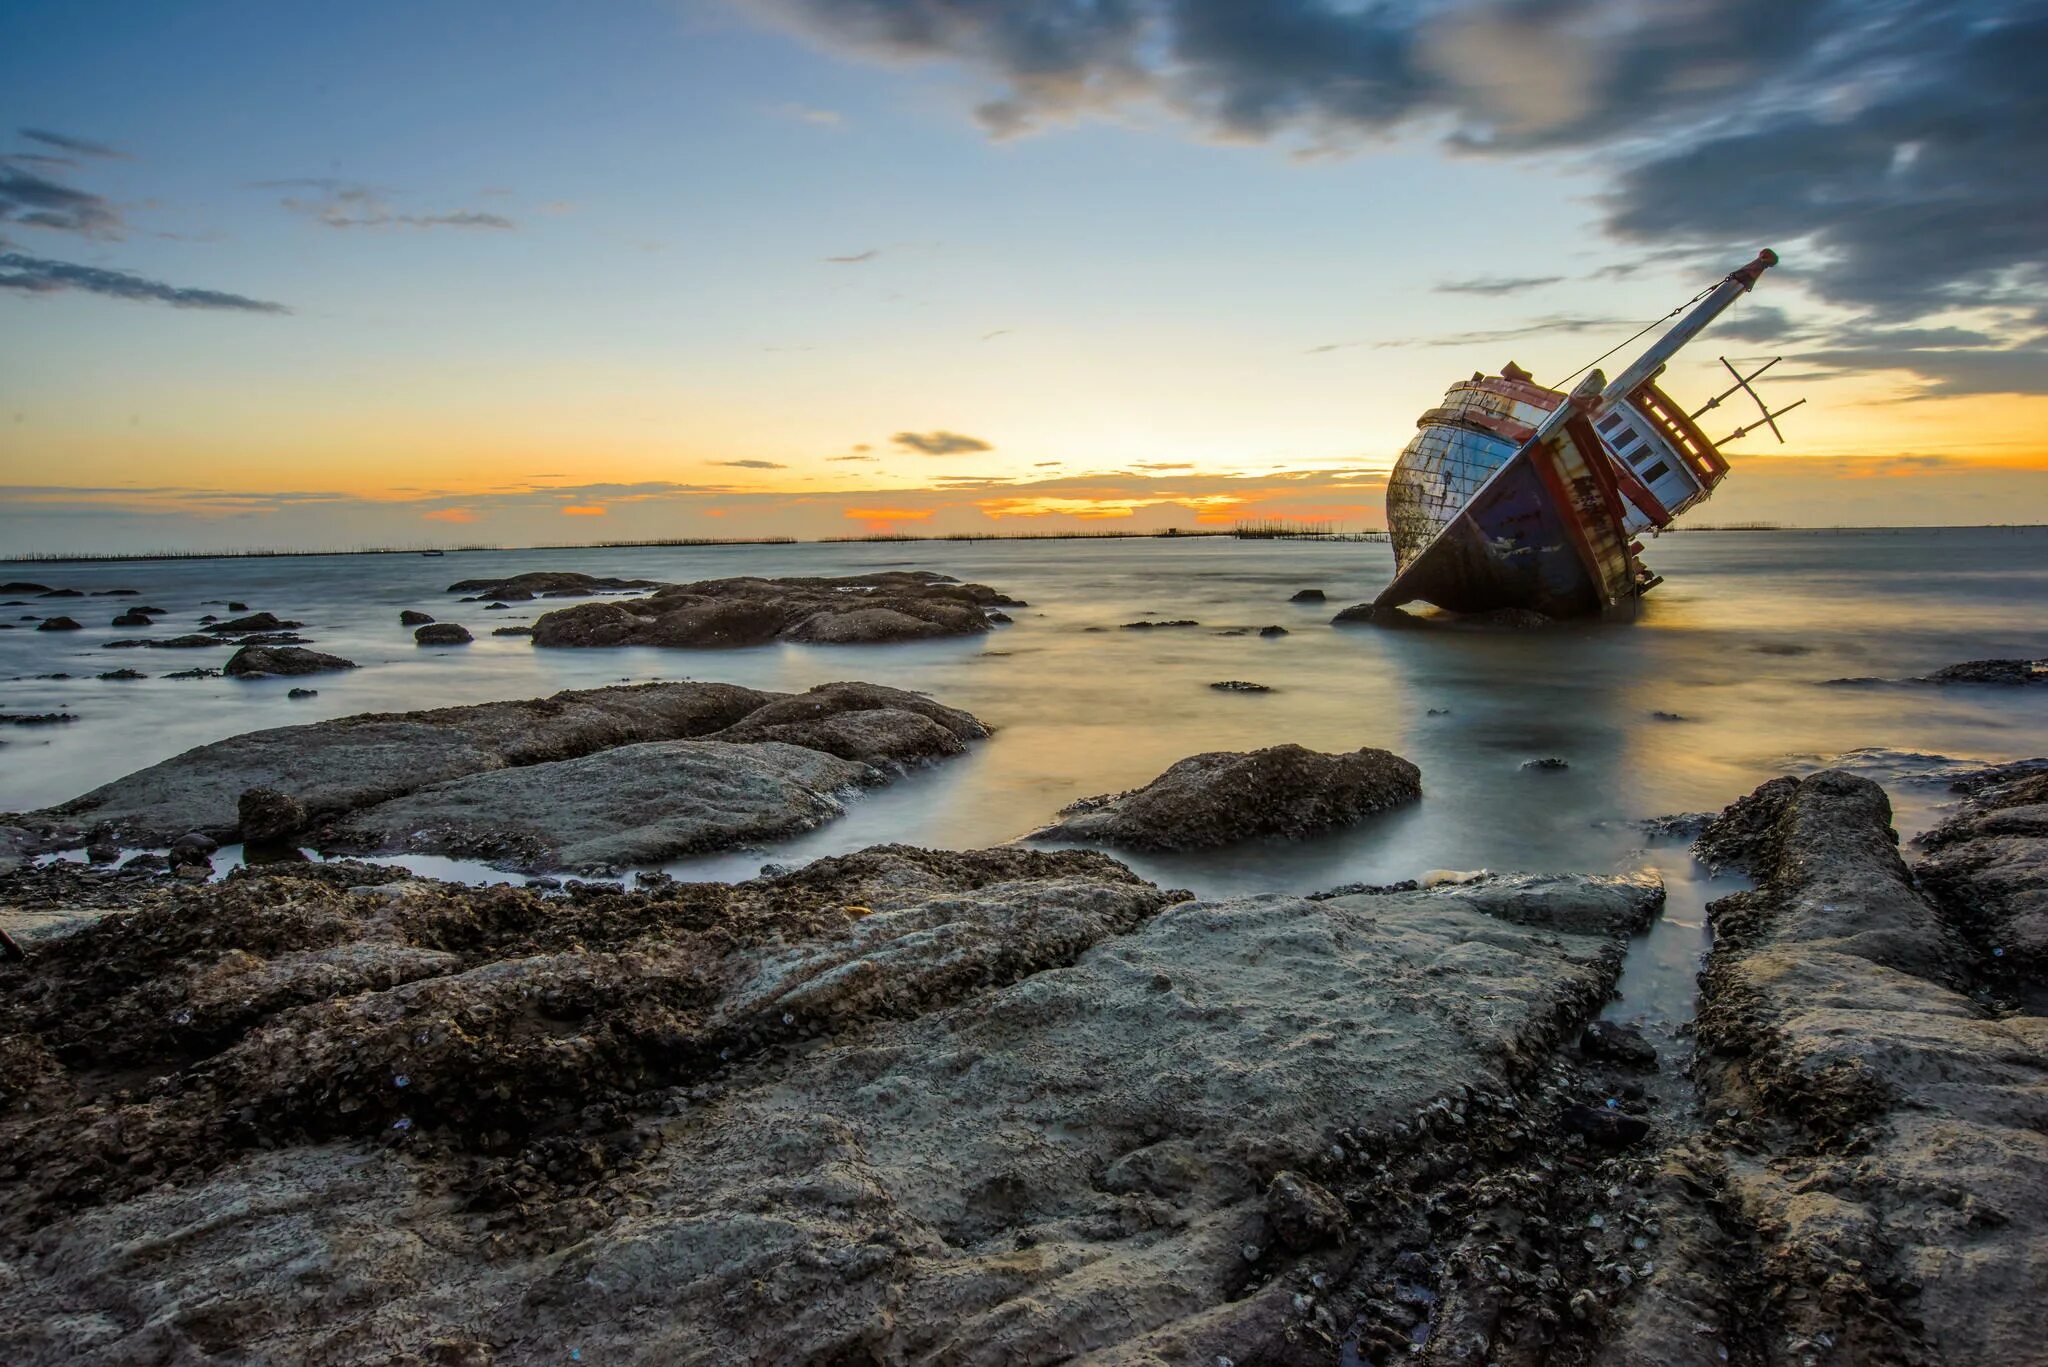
[{"xmin": 4, "ymin": 529, "xmax": 2043, "ymax": 1020}]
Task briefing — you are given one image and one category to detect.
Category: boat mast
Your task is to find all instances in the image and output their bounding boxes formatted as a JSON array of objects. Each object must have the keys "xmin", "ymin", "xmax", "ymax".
[{"xmin": 1597, "ymin": 249, "xmax": 1777, "ymax": 408}]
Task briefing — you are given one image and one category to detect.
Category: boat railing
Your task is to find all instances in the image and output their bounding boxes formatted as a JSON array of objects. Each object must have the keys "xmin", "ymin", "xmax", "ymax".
[{"xmin": 1629, "ymin": 381, "xmax": 1729, "ymax": 485}]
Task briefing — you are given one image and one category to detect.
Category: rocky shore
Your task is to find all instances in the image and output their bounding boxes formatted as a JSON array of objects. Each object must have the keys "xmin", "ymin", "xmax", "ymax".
[{"xmin": 1, "ymin": 688, "xmax": 2043, "ymax": 1362}]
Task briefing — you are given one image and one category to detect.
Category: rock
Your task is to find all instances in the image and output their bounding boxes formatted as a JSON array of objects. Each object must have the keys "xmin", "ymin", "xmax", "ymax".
[
  {"xmin": 1651, "ymin": 710, "xmax": 1688, "ymax": 721},
  {"xmin": 491, "ymin": 626, "xmax": 533, "ymax": 637},
  {"xmin": 227, "ymin": 601, "xmax": 249, "ymax": 612},
  {"xmin": 37, "ymin": 588, "xmax": 83, "ymax": 598},
  {"xmin": 107, "ymin": 633, "xmax": 227, "ymax": 649},
  {"xmin": 224, "ymin": 645, "xmax": 358, "ymax": 679},
  {"xmin": 1636, "ymin": 811, "xmax": 1711, "ymax": 842},
  {"xmin": 326, "ymin": 740, "xmax": 882, "ymax": 871},
  {"xmin": 1264, "ymin": 1170, "xmax": 1348, "ymax": 1249},
  {"xmin": 287, "ymin": 687, "xmax": 318, "ymax": 699},
  {"xmin": 161, "ymin": 668, "xmax": 222, "ymax": 680},
  {"xmin": 210, "ymin": 612, "xmax": 302, "ymax": 634},
  {"xmin": 1036, "ymin": 743, "xmax": 1422, "ymax": 852},
  {"xmin": 1523, "ymin": 757, "xmax": 1570, "ymax": 771},
  {"xmin": 984, "ymin": 609, "xmax": 1012, "ymax": 625},
  {"xmin": 1692, "ymin": 769, "xmax": 2048, "ymax": 1364},
  {"xmin": 399, "ymin": 610, "xmax": 435, "ymax": 626},
  {"xmin": 446, "ymin": 571, "xmax": 665, "ymax": 598},
  {"xmin": 31, "ymin": 681, "xmax": 904, "ymax": 845},
  {"xmin": 0, "ymin": 855, "xmax": 1652, "ymax": 1364},
  {"xmin": 1257, "ymin": 625, "xmax": 1288, "ymax": 637},
  {"xmin": 1921, "ymin": 658, "xmax": 2047, "ymax": 685},
  {"xmin": 1691, "ymin": 774, "xmax": 1799, "ymax": 874},
  {"xmin": 1119, "ymin": 619, "xmax": 1199, "ymax": 629},
  {"xmin": 1914, "ymin": 763, "xmax": 2048, "ymax": 983},
  {"xmin": 33, "ymin": 617, "xmax": 81, "ymax": 631},
  {"xmin": 0, "ymin": 712, "xmax": 76, "ymax": 726},
  {"xmin": 414, "ymin": 623, "xmax": 474, "ymax": 645},
  {"xmin": 1288, "ymin": 589, "xmax": 1326, "ymax": 602},
  {"xmin": 237, "ymin": 788, "xmax": 309, "ymax": 844},
  {"xmin": 1580, "ymin": 1019, "xmax": 1658, "ymax": 1068},
  {"xmin": 96, "ymin": 669, "xmax": 146, "ymax": 681},
  {"xmin": 0, "ymin": 581, "xmax": 51, "ymax": 594},
  {"xmin": 1209, "ymin": 680, "xmax": 1271, "ymax": 692},
  {"xmin": 93, "ymin": 589, "xmax": 140, "ymax": 597},
  {"xmin": 481, "ymin": 601, "xmax": 509, "ymax": 610},
  {"xmin": 705, "ymin": 682, "xmax": 987, "ymax": 770},
  {"xmin": 168, "ymin": 832, "xmax": 218, "ymax": 870},
  {"xmin": 530, "ymin": 572, "xmax": 1005, "ymax": 649},
  {"xmin": 1332, "ymin": 602, "xmax": 1422, "ymax": 627},
  {"xmin": 1560, "ymin": 1103, "xmax": 1650, "ymax": 1147},
  {"xmin": 109, "ymin": 610, "xmax": 153, "ymax": 627}
]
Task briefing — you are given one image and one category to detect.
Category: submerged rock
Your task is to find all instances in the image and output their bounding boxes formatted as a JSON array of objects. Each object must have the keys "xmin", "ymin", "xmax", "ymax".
[
  {"xmin": 1288, "ymin": 588, "xmax": 1326, "ymax": 602},
  {"xmin": 1036, "ymin": 743, "xmax": 1421, "ymax": 852},
  {"xmin": 109, "ymin": 610, "xmax": 153, "ymax": 627},
  {"xmin": 1119, "ymin": 619, "xmax": 1199, "ymax": 630},
  {"xmin": 223, "ymin": 645, "xmax": 358, "ymax": 679},
  {"xmin": 1922, "ymin": 657, "xmax": 2047, "ymax": 685},
  {"xmin": 1332, "ymin": 602, "xmax": 1422, "ymax": 627},
  {"xmin": 413, "ymin": 623, "xmax": 473, "ymax": 646},
  {"xmin": 1209, "ymin": 680, "xmax": 1272, "ymax": 692},
  {"xmin": 399, "ymin": 610, "xmax": 434, "ymax": 626},
  {"xmin": 33, "ymin": 617, "xmax": 80, "ymax": 632},
  {"xmin": 446, "ymin": 570, "xmax": 665, "ymax": 598},
  {"xmin": 530, "ymin": 571, "xmax": 1009, "ymax": 649},
  {"xmin": 210, "ymin": 612, "xmax": 301, "ymax": 634}
]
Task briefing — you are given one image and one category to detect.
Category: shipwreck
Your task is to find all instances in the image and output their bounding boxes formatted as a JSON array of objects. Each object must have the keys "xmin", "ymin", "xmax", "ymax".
[{"xmin": 1377, "ymin": 248, "xmax": 1796, "ymax": 618}]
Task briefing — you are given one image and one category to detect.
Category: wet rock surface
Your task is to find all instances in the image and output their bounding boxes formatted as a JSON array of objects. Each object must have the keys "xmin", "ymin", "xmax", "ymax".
[
  {"xmin": 1914, "ymin": 761, "xmax": 2048, "ymax": 992},
  {"xmin": 414, "ymin": 623, "xmax": 473, "ymax": 645},
  {"xmin": 1691, "ymin": 770, "xmax": 2048, "ymax": 1365},
  {"xmin": 24, "ymin": 682, "xmax": 986, "ymax": 872},
  {"xmin": 0, "ymin": 855, "xmax": 1664, "ymax": 1364},
  {"xmin": 223, "ymin": 645, "xmax": 358, "ymax": 678},
  {"xmin": 1035, "ymin": 743, "xmax": 1422, "ymax": 852},
  {"xmin": 528, "ymin": 571, "xmax": 1014, "ymax": 648}
]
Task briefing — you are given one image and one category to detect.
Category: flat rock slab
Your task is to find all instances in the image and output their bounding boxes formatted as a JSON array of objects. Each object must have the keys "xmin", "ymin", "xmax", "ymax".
[
  {"xmin": 1037, "ymin": 742, "xmax": 1422, "ymax": 852},
  {"xmin": 32, "ymin": 682, "xmax": 781, "ymax": 844},
  {"xmin": 326, "ymin": 739, "xmax": 877, "ymax": 870},
  {"xmin": 446, "ymin": 570, "xmax": 664, "ymax": 599},
  {"xmin": 0, "ymin": 859, "xmax": 1655, "ymax": 1364},
  {"xmin": 530, "ymin": 571, "xmax": 1017, "ymax": 649}
]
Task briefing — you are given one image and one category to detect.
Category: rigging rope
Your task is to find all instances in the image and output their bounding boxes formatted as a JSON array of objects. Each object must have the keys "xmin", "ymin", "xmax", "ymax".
[{"xmin": 1545, "ymin": 282, "xmax": 1718, "ymax": 390}]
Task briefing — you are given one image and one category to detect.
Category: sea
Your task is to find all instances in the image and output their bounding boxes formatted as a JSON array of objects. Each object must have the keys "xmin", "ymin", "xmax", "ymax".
[{"xmin": 4, "ymin": 527, "xmax": 2044, "ymax": 1025}]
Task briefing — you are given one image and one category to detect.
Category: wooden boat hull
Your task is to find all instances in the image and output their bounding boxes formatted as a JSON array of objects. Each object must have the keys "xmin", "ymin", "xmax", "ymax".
[{"xmin": 1378, "ymin": 407, "xmax": 1641, "ymax": 617}]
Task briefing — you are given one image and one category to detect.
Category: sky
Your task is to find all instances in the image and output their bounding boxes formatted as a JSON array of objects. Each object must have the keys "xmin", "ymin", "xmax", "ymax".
[{"xmin": 2, "ymin": 0, "xmax": 2044, "ymax": 553}]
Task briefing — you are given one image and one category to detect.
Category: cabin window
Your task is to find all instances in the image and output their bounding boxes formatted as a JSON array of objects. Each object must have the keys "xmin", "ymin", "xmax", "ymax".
[
  {"xmin": 1598, "ymin": 413, "xmax": 1627, "ymax": 434},
  {"xmin": 1638, "ymin": 459, "xmax": 1671, "ymax": 483},
  {"xmin": 1612, "ymin": 430, "xmax": 1642, "ymax": 455}
]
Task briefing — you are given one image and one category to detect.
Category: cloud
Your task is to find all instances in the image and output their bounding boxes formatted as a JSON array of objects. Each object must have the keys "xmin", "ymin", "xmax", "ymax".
[
  {"xmin": 20, "ymin": 128, "xmax": 130, "ymax": 159},
  {"xmin": 893, "ymin": 429, "xmax": 992, "ymax": 455},
  {"xmin": 0, "ymin": 162, "xmax": 122, "ymax": 236},
  {"xmin": 712, "ymin": 459, "xmax": 788, "ymax": 469},
  {"xmin": 827, "ymin": 454, "xmax": 878, "ymax": 461},
  {"xmin": 752, "ymin": 0, "xmax": 2047, "ymax": 379},
  {"xmin": 1434, "ymin": 275, "xmax": 1564, "ymax": 296},
  {"xmin": 423, "ymin": 507, "xmax": 480, "ymax": 523},
  {"xmin": 844, "ymin": 505, "xmax": 937, "ymax": 532},
  {"xmin": 0, "ymin": 250, "xmax": 287, "ymax": 312},
  {"xmin": 560, "ymin": 504, "xmax": 608, "ymax": 516},
  {"xmin": 1376, "ymin": 314, "xmax": 1633, "ymax": 350},
  {"xmin": 1791, "ymin": 341, "xmax": 2048, "ymax": 398},
  {"xmin": 265, "ymin": 180, "xmax": 516, "ymax": 231},
  {"xmin": 1132, "ymin": 461, "xmax": 1194, "ymax": 470},
  {"xmin": 825, "ymin": 248, "xmax": 878, "ymax": 263},
  {"xmin": 774, "ymin": 103, "xmax": 845, "ymax": 126}
]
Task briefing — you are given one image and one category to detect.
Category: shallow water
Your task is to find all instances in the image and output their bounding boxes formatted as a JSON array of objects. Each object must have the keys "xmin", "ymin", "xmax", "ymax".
[{"xmin": 5, "ymin": 529, "xmax": 2044, "ymax": 1020}]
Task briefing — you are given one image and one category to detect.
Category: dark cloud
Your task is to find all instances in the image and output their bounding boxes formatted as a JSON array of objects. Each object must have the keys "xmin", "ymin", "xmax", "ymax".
[
  {"xmin": 0, "ymin": 162, "xmax": 122, "ymax": 236},
  {"xmin": 758, "ymin": 0, "xmax": 2047, "ymax": 386},
  {"xmin": 712, "ymin": 459, "xmax": 788, "ymax": 469},
  {"xmin": 1376, "ymin": 314, "xmax": 1632, "ymax": 349},
  {"xmin": 893, "ymin": 429, "xmax": 993, "ymax": 455},
  {"xmin": 20, "ymin": 128, "xmax": 130, "ymax": 159},
  {"xmin": 825, "ymin": 249, "xmax": 878, "ymax": 263},
  {"xmin": 0, "ymin": 251, "xmax": 286, "ymax": 313},
  {"xmin": 827, "ymin": 454, "xmax": 879, "ymax": 461},
  {"xmin": 264, "ymin": 181, "xmax": 515, "ymax": 230},
  {"xmin": 1791, "ymin": 342, "xmax": 2048, "ymax": 398},
  {"xmin": 1434, "ymin": 275, "xmax": 1563, "ymax": 296}
]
